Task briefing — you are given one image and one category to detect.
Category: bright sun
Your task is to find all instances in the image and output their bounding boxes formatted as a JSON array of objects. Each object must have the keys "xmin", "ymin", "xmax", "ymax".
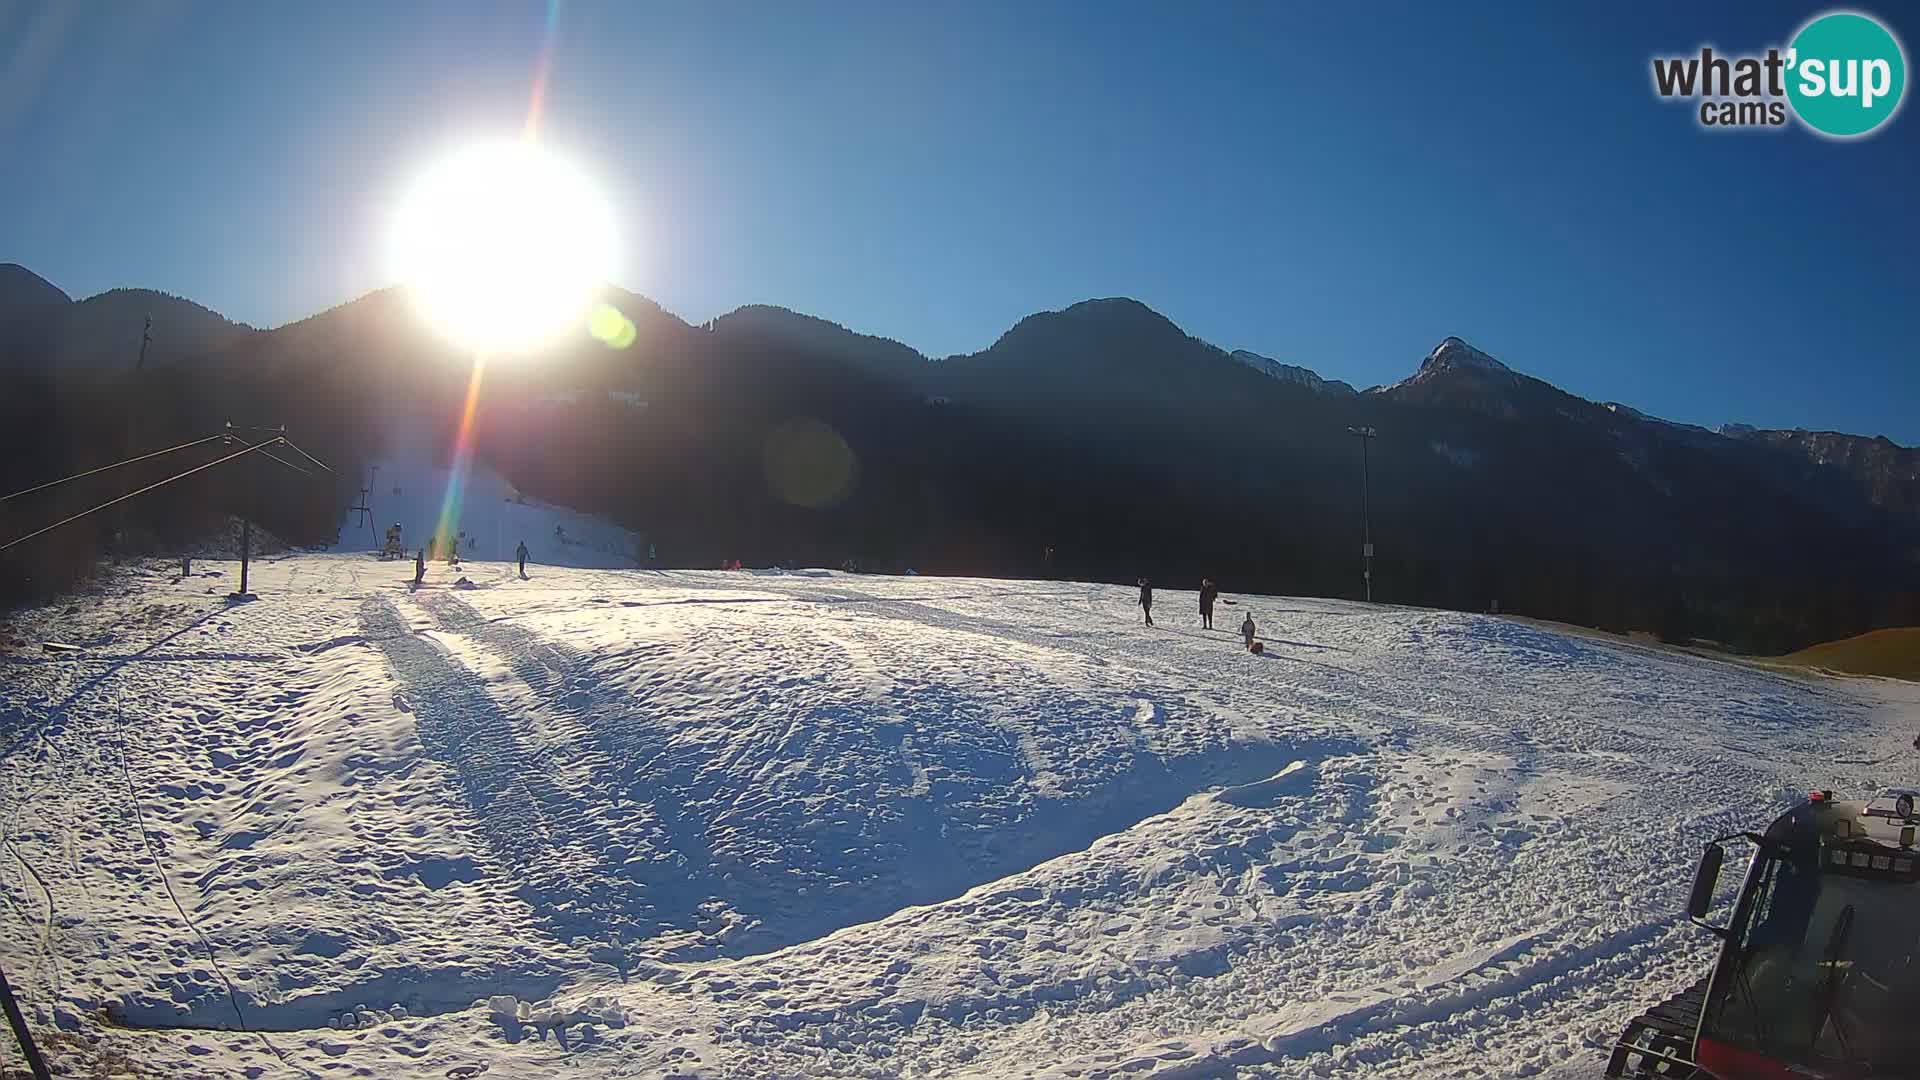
[{"xmin": 389, "ymin": 140, "xmax": 617, "ymax": 353}]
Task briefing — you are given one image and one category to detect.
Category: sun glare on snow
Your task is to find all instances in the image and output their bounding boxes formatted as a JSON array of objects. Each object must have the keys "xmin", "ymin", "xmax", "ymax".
[{"xmin": 389, "ymin": 140, "xmax": 618, "ymax": 353}]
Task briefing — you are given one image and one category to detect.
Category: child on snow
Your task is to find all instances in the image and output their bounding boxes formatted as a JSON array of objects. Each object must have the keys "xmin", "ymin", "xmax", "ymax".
[{"xmin": 1241, "ymin": 612, "xmax": 1257, "ymax": 650}]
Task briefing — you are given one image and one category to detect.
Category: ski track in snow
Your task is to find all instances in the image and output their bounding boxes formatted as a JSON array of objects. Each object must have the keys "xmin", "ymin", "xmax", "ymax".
[{"xmin": 0, "ymin": 552, "xmax": 1914, "ymax": 1079}]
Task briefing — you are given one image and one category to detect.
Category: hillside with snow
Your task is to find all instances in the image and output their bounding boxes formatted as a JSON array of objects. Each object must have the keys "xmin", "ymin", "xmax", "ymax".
[
  {"xmin": 2, "ymin": 556, "xmax": 1915, "ymax": 1079},
  {"xmin": 339, "ymin": 444, "xmax": 644, "ymax": 568}
]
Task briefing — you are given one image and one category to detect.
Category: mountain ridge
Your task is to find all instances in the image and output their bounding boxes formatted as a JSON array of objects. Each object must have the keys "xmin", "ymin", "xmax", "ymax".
[
  {"xmin": 3, "ymin": 263, "xmax": 1915, "ymax": 654},
  {"xmin": 1228, "ymin": 350, "xmax": 1358, "ymax": 396},
  {"xmin": 1, "ymin": 262, "xmax": 1907, "ymax": 452},
  {"xmin": 0, "ymin": 262, "xmax": 72, "ymax": 317},
  {"xmin": 0, "ymin": 278, "xmax": 258, "ymax": 372}
]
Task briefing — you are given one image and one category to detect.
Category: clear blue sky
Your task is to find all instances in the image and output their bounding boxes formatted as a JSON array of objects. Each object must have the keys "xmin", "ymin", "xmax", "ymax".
[{"xmin": 3, "ymin": 1, "xmax": 1915, "ymax": 440}]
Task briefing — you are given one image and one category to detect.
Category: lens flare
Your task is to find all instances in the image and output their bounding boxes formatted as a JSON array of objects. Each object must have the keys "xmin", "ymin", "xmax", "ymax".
[
  {"xmin": 589, "ymin": 302, "xmax": 637, "ymax": 349},
  {"xmin": 433, "ymin": 357, "xmax": 487, "ymax": 558},
  {"xmin": 765, "ymin": 418, "xmax": 858, "ymax": 509}
]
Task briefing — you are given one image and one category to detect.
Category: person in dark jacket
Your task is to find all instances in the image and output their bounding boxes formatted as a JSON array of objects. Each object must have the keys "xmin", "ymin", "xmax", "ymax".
[
  {"xmin": 1241, "ymin": 611, "xmax": 1257, "ymax": 649},
  {"xmin": 1138, "ymin": 578, "xmax": 1154, "ymax": 625},
  {"xmin": 1199, "ymin": 578, "xmax": 1218, "ymax": 629},
  {"xmin": 413, "ymin": 546, "xmax": 426, "ymax": 587},
  {"xmin": 516, "ymin": 540, "xmax": 530, "ymax": 578}
]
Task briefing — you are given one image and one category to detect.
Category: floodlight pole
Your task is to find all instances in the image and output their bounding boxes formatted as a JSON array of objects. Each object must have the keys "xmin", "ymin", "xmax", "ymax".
[
  {"xmin": 1347, "ymin": 425, "xmax": 1377, "ymax": 603},
  {"xmin": 222, "ymin": 424, "xmax": 253, "ymax": 595},
  {"xmin": 115, "ymin": 315, "xmax": 155, "ymax": 555},
  {"xmin": 225, "ymin": 421, "xmax": 282, "ymax": 598}
]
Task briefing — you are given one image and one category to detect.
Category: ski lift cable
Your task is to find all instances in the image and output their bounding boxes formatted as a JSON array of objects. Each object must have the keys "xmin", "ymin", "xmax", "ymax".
[
  {"xmin": 223, "ymin": 435, "xmax": 314, "ymax": 479},
  {"xmin": 0, "ymin": 440, "xmax": 281, "ymax": 553},
  {"xmin": 276, "ymin": 437, "xmax": 334, "ymax": 474},
  {"xmin": 252, "ymin": 445, "xmax": 313, "ymax": 478},
  {"xmin": 223, "ymin": 432, "xmax": 331, "ymax": 477},
  {"xmin": 0, "ymin": 434, "xmax": 227, "ymax": 503}
]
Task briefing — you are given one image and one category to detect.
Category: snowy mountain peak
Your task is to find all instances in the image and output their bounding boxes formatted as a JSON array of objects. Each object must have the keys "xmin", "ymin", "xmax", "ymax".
[
  {"xmin": 1228, "ymin": 349, "xmax": 1357, "ymax": 396},
  {"xmin": 1377, "ymin": 336, "xmax": 1520, "ymax": 397},
  {"xmin": 1421, "ymin": 336, "xmax": 1511, "ymax": 376}
]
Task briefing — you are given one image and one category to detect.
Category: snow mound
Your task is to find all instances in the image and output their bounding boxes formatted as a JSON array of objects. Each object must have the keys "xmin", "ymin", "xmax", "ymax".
[{"xmin": 1213, "ymin": 759, "xmax": 1315, "ymax": 807}]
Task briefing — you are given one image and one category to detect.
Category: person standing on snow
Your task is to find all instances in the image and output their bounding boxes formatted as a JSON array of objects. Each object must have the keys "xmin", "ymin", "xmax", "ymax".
[
  {"xmin": 1241, "ymin": 611, "xmax": 1257, "ymax": 650},
  {"xmin": 414, "ymin": 546, "xmax": 426, "ymax": 587},
  {"xmin": 516, "ymin": 540, "xmax": 530, "ymax": 578},
  {"xmin": 1199, "ymin": 578, "xmax": 1218, "ymax": 629},
  {"xmin": 1138, "ymin": 578, "xmax": 1154, "ymax": 625}
]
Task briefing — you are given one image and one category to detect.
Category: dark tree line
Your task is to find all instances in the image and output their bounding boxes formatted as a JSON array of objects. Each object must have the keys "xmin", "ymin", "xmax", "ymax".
[{"xmin": 5, "ymin": 288, "xmax": 1917, "ymax": 655}]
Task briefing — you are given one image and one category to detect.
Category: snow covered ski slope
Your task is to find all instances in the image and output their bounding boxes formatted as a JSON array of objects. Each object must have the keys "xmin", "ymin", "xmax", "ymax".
[
  {"xmin": 338, "ymin": 446, "xmax": 644, "ymax": 568},
  {"xmin": 2, "ymin": 554, "xmax": 1915, "ymax": 1079}
]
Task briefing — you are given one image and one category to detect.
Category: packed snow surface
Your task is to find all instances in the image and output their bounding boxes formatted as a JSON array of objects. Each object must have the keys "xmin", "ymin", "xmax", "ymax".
[{"xmin": 2, "ymin": 555, "xmax": 1915, "ymax": 1079}]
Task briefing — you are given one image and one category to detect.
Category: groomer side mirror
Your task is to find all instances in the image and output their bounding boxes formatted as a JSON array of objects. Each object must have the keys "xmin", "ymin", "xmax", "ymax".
[{"xmin": 1687, "ymin": 843, "xmax": 1724, "ymax": 920}]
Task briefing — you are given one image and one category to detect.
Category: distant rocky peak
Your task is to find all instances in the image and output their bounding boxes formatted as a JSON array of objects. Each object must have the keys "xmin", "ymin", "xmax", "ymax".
[{"xmin": 1421, "ymin": 336, "xmax": 1511, "ymax": 375}]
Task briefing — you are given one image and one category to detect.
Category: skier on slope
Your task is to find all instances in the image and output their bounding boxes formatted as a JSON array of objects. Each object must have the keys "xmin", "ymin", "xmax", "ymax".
[
  {"xmin": 1138, "ymin": 578, "xmax": 1154, "ymax": 626},
  {"xmin": 1241, "ymin": 611, "xmax": 1257, "ymax": 650},
  {"xmin": 1199, "ymin": 578, "xmax": 1218, "ymax": 630},
  {"xmin": 516, "ymin": 540, "xmax": 530, "ymax": 578}
]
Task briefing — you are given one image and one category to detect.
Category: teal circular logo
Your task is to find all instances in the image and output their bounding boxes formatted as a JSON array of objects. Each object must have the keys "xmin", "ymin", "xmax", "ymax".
[{"xmin": 1787, "ymin": 11, "xmax": 1907, "ymax": 137}]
